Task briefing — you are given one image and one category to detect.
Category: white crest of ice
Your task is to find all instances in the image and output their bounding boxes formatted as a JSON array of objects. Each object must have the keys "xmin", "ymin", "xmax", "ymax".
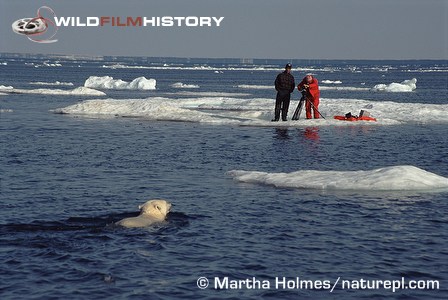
[
  {"xmin": 321, "ymin": 80, "xmax": 342, "ymax": 84},
  {"xmin": 227, "ymin": 166, "xmax": 448, "ymax": 191},
  {"xmin": 43, "ymin": 62, "xmax": 62, "ymax": 67},
  {"xmin": 166, "ymin": 91, "xmax": 251, "ymax": 97},
  {"xmin": 101, "ymin": 63, "xmax": 335, "ymax": 72},
  {"xmin": 84, "ymin": 76, "xmax": 156, "ymax": 90},
  {"xmin": 319, "ymin": 86, "xmax": 370, "ymax": 91},
  {"xmin": 171, "ymin": 82, "xmax": 200, "ymax": 89},
  {"xmin": 0, "ymin": 86, "xmax": 105, "ymax": 96},
  {"xmin": 236, "ymin": 85, "xmax": 273, "ymax": 89},
  {"xmin": 30, "ymin": 81, "xmax": 74, "ymax": 86},
  {"xmin": 372, "ymin": 78, "xmax": 417, "ymax": 92}
]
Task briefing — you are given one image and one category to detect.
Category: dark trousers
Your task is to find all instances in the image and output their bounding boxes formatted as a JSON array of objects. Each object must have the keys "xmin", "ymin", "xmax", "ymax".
[{"xmin": 274, "ymin": 90, "xmax": 291, "ymax": 121}]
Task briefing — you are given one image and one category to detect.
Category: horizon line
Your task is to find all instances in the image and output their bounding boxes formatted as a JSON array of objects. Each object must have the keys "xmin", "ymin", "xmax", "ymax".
[{"xmin": 0, "ymin": 52, "xmax": 447, "ymax": 62}]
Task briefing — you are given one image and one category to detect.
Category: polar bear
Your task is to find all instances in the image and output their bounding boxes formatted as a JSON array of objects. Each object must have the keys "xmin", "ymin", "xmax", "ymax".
[{"xmin": 115, "ymin": 199, "xmax": 171, "ymax": 228}]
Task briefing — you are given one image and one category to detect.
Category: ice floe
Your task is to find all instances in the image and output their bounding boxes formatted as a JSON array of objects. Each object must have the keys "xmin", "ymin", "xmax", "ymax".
[
  {"xmin": 0, "ymin": 86, "xmax": 105, "ymax": 96},
  {"xmin": 227, "ymin": 166, "xmax": 448, "ymax": 191},
  {"xmin": 84, "ymin": 76, "xmax": 156, "ymax": 90},
  {"xmin": 171, "ymin": 82, "xmax": 200, "ymax": 89},
  {"xmin": 30, "ymin": 81, "xmax": 74, "ymax": 86},
  {"xmin": 236, "ymin": 85, "xmax": 273, "ymax": 89},
  {"xmin": 52, "ymin": 96, "xmax": 448, "ymax": 126},
  {"xmin": 321, "ymin": 80, "xmax": 342, "ymax": 84},
  {"xmin": 372, "ymin": 78, "xmax": 417, "ymax": 92}
]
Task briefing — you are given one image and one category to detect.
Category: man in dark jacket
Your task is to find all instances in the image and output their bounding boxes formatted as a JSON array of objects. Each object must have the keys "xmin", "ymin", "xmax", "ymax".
[{"xmin": 273, "ymin": 63, "xmax": 295, "ymax": 121}]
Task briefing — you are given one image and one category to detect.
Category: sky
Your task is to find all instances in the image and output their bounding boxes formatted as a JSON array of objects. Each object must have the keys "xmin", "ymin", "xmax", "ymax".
[{"xmin": 1, "ymin": 0, "xmax": 447, "ymax": 60}]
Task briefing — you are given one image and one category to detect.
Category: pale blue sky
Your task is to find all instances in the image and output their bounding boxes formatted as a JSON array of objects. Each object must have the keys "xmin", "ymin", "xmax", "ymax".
[{"xmin": 1, "ymin": 0, "xmax": 447, "ymax": 59}]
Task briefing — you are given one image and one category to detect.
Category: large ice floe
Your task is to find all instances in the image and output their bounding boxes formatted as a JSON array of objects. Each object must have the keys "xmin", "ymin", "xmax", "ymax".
[
  {"xmin": 372, "ymin": 78, "xmax": 417, "ymax": 92},
  {"xmin": 0, "ymin": 86, "xmax": 105, "ymax": 96},
  {"xmin": 53, "ymin": 95, "xmax": 448, "ymax": 126},
  {"xmin": 84, "ymin": 76, "xmax": 156, "ymax": 90},
  {"xmin": 227, "ymin": 166, "xmax": 448, "ymax": 191}
]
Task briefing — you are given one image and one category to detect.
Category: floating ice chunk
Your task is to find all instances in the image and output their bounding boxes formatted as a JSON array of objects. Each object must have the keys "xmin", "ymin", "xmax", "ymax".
[
  {"xmin": 0, "ymin": 86, "xmax": 105, "ymax": 96},
  {"xmin": 372, "ymin": 78, "xmax": 417, "ymax": 92},
  {"xmin": 43, "ymin": 62, "xmax": 62, "ymax": 67},
  {"xmin": 84, "ymin": 76, "xmax": 156, "ymax": 90},
  {"xmin": 171, "ymin": 82, "xmax": 200, "ymax": 89},
  {"xmin": 321, "ymin": 80, "xmax": 342, "ymax": 84},
  {"xmin": 30, "ymin": 81, "xmax": 74, "ymax": 86},
  {"xmin": 167, "ymin": 91, "xmax": 251, "ymax": 97},
  {"xmin": 236, "ymin": 84, "xmax": 273, "ymax": 89},
  {"xmin": 320, "ymin": 86, "xmax": 370, "ymax": 91},
  {"xmin": 68, "ymin": 87, "xmax": 106, "ymax": 96},
  {"xmin": 227, "ymin": 166, "xmax": 448, "ymax": 191}
]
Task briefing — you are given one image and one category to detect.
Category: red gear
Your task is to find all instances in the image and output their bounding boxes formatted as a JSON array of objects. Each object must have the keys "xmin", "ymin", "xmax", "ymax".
[{"xmin": 297, "ymin": 76, "xmax": 320, "ymax": 119}]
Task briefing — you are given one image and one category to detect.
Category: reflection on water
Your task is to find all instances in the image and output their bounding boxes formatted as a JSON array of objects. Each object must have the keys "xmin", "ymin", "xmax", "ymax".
[
  {"xmin": 303, "ymin": 127, "xmax": 320, "ymax": 141},
  {"xmin": 274, "ymin": 128, "xmax": 290, "ymax": 140},
  {"xmin": 273, "ymin": 127, "xmax": 320, "ymax": 142}
]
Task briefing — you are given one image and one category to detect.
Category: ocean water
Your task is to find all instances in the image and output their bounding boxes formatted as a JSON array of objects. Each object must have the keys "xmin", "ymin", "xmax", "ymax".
[{"xmin": 0, "ymin": 57, "xmax": 447, "ymax": 299}]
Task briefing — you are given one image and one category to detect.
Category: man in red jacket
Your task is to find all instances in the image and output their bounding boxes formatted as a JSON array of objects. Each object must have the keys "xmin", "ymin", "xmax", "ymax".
[{"xmin": 297, "ymin": 74, "xmax": 320, "ymax": 119}]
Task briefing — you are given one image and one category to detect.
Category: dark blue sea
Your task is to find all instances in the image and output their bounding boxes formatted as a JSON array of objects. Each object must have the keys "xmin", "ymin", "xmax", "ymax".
[{"xmin": 1, "ymin": 56, "xmax": 447, "ymax": 299}]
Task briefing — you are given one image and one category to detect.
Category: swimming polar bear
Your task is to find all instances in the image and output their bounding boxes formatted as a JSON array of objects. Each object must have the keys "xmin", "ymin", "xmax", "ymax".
[{"xmin": 115, "ymin": 199, "xmax": 171, "ymax": 228}]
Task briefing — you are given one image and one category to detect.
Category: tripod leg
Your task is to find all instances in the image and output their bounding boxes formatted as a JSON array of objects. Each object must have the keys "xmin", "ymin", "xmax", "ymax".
[{"xmin": 308, "ymin": 100, "xmax": 325, "ymax": 119}]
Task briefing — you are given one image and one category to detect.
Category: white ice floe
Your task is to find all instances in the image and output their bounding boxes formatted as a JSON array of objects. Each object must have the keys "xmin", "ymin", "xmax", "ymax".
[
  {"xmin": 236, "ymin": 85, "xmax": 273, "ymax": 89},
  {"xmin": 30, "ymin": 81, "xmax": 74, "ymax": 86},
  {"xmin": 227, "ymin": 166, "xmax": 448, "ymax": 191},
  {"xmin": 53, "ymin": 97, "xmax": 240, "ymax": 124},
  {"xmin": 0, "ymin": 86, "xmax": 105, "ymax": 96},
  {"xmin": 319, "ymin": 86, "xmax": 370, "ymax": 91},
  {"xmin": 372, "ymin": 78, "xmax": 417, "ymax": 92},
  {"xmin": 43, "ymin": 62, "xmax": 62, "ymax": 67},
  {"xmin": 166, "ymin": 91, "xmax": 251, "ymax": 97},
  {"xmin": 84, "ymin": 76, "xmax": 156, "ymax": 90},
  {"xmin": 52, "ymin": 96, "xmax": 448, "ymax": 126},
  {"xmin": 171, "ymin": 82, "xmax": 200, "ymax": 89},
  {"xmin": 321, "ymin": 80, "xmax": 342, "ymax": 84}
]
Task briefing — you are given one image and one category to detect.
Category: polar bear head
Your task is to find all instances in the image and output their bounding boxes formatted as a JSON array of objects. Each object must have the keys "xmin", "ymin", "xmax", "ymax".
[{"xmin": 138, "ymin": 199, "xmax": 171, "ymax": 219}]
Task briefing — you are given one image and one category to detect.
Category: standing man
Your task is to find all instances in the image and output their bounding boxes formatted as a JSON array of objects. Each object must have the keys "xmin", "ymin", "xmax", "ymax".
[
  {"xmin": 273, "ymin": 63, "xmax": 295, "ymax": 121},
  {"xmin": 297, "ymin": 74, "xmax": 320, "ymax": 119}
]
